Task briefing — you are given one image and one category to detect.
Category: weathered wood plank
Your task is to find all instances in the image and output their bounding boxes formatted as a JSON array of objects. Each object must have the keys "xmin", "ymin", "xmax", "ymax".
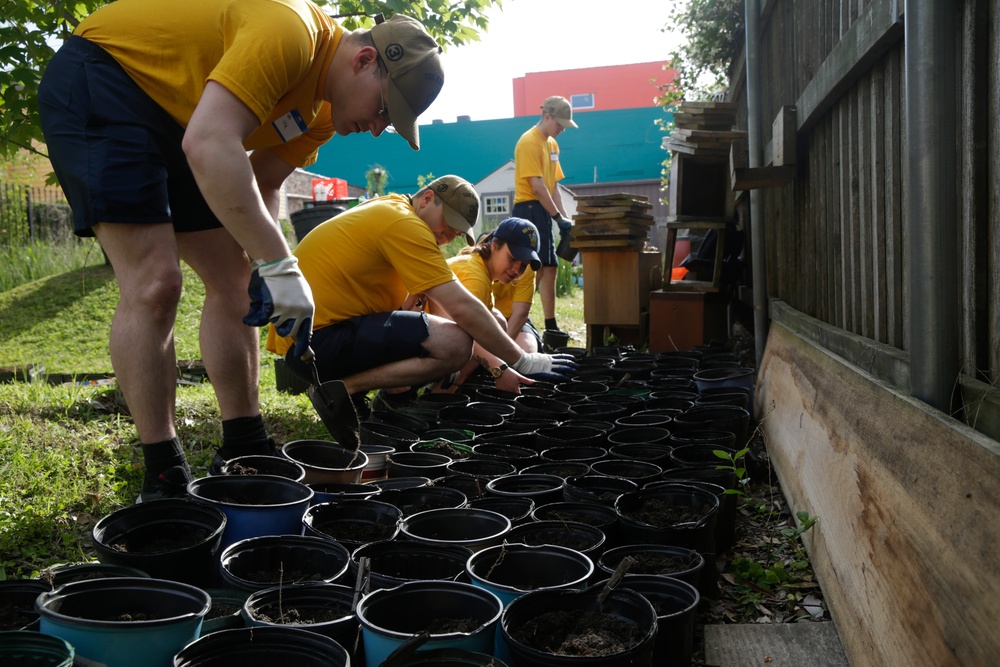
[
  {"xmin": 870, "ymin": 61, "xmax": 887, "ymax": 344},
  {"xmin": 757, "ymin": 321, "xmax": 1000, "ymax": 667},
  {"xmin": 885, "ymin": 44, "xmax": 904, "ymax": 349},
  {"xmin": 704, "ymin": 623, "xmax": 849, "ymax": 667},
  {"xmin": 796, "ymin": 0, "xmax": 904, "ymax": 134}
]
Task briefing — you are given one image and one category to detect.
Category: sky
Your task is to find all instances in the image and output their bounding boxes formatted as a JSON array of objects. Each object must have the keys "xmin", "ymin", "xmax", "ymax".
[{"xmin": 420, "ymin": 0, "xmax": 681, "ymax": 124}]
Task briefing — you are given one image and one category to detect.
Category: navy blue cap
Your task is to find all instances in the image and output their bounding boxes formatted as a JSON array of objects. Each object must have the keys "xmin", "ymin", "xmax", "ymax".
[{"xmin": 492, "ymin": 217, "xmax": 541, "ymax": 270}]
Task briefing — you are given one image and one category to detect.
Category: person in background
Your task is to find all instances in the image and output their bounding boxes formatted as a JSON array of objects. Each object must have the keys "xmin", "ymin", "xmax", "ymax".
[
  {"xmin": 268, "ymin": 176, "xmax": 576, "ymax": 410},
  {"xmin": 38, "ymin": 0, "xmax": 445, "ymax": 501},
  {"xmin": 512, "ymin": 95, "xmax": 578, "ymax": 336},
  {"xmin": 428, "ymin": 217, "xmax": 543, "ymax": 390}
]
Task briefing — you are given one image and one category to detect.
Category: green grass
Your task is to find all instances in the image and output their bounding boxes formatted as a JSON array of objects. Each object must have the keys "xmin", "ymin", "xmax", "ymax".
[
  {"xmin": 0, "ymin": 261, "xmax": 587, "ymax": 579},
  {"xmin": 0, "ymin": 239, "xmax": 105, "ymax": 294}
]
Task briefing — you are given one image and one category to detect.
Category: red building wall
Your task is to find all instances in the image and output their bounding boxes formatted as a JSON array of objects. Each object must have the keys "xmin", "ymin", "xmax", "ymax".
[{"xmin": 512, "ymin": 61, "xmax": 674, "ymax": 117}]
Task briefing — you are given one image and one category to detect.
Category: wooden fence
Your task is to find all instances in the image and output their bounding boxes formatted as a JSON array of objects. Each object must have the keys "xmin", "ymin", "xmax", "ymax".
[{"xmin": 0, "ymin": 181, "xmax": 73, "ymax": 245}]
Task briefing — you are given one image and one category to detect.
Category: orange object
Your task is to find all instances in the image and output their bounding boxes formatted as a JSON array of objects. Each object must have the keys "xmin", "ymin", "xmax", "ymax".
[{"xmin": 671, "ymin": 267, "xmax": 689, "ymax": 281}]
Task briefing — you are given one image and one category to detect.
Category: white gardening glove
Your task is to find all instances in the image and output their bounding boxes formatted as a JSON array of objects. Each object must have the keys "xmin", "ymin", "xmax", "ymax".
[
  {"xmin": 243, "ymin": 256, "xmax": 314, "ymax": 358},
  {"xmin": 511, "ymin": 352, "xmax": 577, "ymax": 382}
]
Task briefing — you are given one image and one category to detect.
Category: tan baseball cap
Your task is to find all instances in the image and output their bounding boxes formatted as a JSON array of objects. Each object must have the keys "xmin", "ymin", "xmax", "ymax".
[
  {"xmin": 371, "ymin": 14, "xmax": 444, "ymax": 151},
  {"xmin": 541, "ymin": 95, "xmax": 578, "ymax": 128},
  {"xmin": 425, "ymin": 175, "xmax": 480, "ymax": 245}
]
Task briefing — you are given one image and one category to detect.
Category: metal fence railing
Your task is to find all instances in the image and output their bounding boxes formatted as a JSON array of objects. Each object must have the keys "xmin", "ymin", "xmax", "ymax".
[{"xmin": 0, "ymin": 181, "xmax": 74, "ymax": 245}]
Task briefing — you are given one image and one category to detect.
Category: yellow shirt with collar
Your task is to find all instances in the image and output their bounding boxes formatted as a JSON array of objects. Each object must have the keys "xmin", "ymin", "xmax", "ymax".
[{"xmin": 513, "ymin": 126, "xmax": 565, "ymax": 203}]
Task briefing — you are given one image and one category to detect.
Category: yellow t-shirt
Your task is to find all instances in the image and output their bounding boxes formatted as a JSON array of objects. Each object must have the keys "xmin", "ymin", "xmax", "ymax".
[
  {"xmin": 513, "ymin": 126, "xmax": 565, "ymax": 203},
  {"xmin": 446, "ymin": 253, "xmax": 494, "ymax": 309},
  {"xmin": 77, "ymin": 0, "xmax": 339, "ymax": 167},
  {"xmin": 492, "ymin": 267, "xmax": 535, "ymax": 319},
  {"xmin": 267, "ymin": 194, "xmax": 457, "ymax": 354}
]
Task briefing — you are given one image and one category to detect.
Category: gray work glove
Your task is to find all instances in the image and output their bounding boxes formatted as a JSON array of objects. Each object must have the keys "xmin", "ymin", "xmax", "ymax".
[
  {"xmin": 243, "ymin": 256, "xmax": 315, "ymax": 358},
  {"xmin": 511, "ymin": 352, "xmax": 577, "ymax": 382}
]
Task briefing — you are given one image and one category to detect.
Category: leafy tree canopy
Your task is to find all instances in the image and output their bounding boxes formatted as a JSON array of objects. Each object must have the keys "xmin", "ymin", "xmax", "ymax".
[{"xmin": 0, "ymin": 0, "xmax": 500, "ymax": 160}]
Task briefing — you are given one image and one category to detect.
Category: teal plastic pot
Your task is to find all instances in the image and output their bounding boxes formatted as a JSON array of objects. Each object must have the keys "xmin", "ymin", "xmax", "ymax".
[
  {"xmin": 0, "ymin": 630, "xmax": 74, "ymax": 666},
  {"xmin": 357, "ymin": 580, "xmax": 503, "ymax": 667},
  {"xmin": 187, "ymin": 474, "xmax": 313, "ymax": 551},
  {"xmin": 36, "ymin": 577, "xmax": 209, "ymax": 667},
  {"xmin": 173, "ymin": 626, "xmax": 350, "ymax": 666}
]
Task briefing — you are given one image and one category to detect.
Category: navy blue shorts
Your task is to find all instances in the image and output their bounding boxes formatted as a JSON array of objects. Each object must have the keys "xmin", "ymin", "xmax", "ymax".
[
  {"xmin": 522, "ymin": 318, "xmax": 544, "ymax": 351},
  {"xmin": 283, "ymin": 311, "xmax": 431, "ymax": 383},
  {"xmin": 38, "ymin": 36, "xmax": 221, "ymax": 238},
  {"xmin": 512, "ymin": 200, "xmax": 557, "ymax": 267}
]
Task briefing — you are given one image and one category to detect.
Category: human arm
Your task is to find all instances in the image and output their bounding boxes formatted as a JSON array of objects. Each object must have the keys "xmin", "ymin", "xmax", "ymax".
[
  {"xmin": 529, "ymin": 176, "xmax": 561, "ymax": 217},
  {"xmin": 506, "ymin": 301, "xmax": 530, "ymax": 339}
]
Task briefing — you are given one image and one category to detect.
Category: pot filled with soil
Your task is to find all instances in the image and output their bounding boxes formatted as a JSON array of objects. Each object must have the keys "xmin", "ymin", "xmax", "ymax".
[
  {"xmin": 512, "ymin": 396, "xmax": 572, "ymax": 421},
  {"xmin": 466, "ymin": 543, "xmax": 595, "ymax": 607},
  {"xmin": 531, "ymin": 501, "xmax": 622, "ymax": 549},
  {"xmin": 485, "ymin": 473, "xmax": 566, "ymax": 507},
  {"xmin": 467, "ymin": 496, "xmax": 535, "ymax": 526},
  {"xmin": 469, "ymin": 442, "xmax": 540, "ymax": 470},
  {"xmin": 434, "ymin": 473, "xmax": 493, "ymax": 501},
  {"xmin": 351, "ymin": 541, "xmax": 473, "ymax": 591},
  {"xmin": 615, "ymin": 484, "xmax": 719, "ymax": 550},
  {"xmin": 589, "ymin": 459, "xmax": 663, "ymax": 486},
  {"xmin": 369, "ymin": 409, "xmax": 431, "ymax": 436},
  {"xmin": 360, "ymin": 422, "xmax": 421, "ymax": 449},
  {"xmin": 606, "ymin": 427, "xmax": 673, "ymax": 450},
  {"xmin": 399, "ymin": 507, "xmax": 511, "ymax": 553},
  {"xmin": 387, "ymin": 451, "xmax": 453, "ymax": 479},
  {"xmin": 309, "ymin": 481, "xmax": 379, "ymax": 504},
  {"xmin": 500, "ymin": 584, "xmax": 657, "ymax": 666},
  {"xmin": 281, "ymin": 440, "xmax": 369, "ymax": 485},
  {"xmin": 563, "ymin": 474, "xmax": 639, "ymax": 507},
  {"xmin": 412, "ymin": 439, "xmax": 473, "ymax": 460},
  {"xmin": 373, "ymin": 476, "xmax": 432, "ymax": 491},
  {"xmin": 0, "ymin": 629, "xmax": 74, "ymax": 665},
  {"xmin": 0, "ymin": 579, "xmax": 51, "ymax": 631},
  {"xmin": 521, "ymin": 461, "xmax": 592, "ymax": 480},
  {"xmin": 614, "ymin": 574, "xmax": 700, "ymax": 667},
  {"xmin": 199, "ymin": 588, "xmax": 248, "ymax": 635},
  {"xmin": 446, "ymin": 457, "xmax": 518, "ymax": 481},
  {"xmin": 356, "ymin": 580, "xmax": 503, "ymax": 667},
  {"xmin": 505, "ymin": 520, "xmax": 606, "ymax": 559},
  {"xmin": 596, "ymin": 544, "xmax": 705, "ymax": 589},
  {"xmin": 605, "ymin": 441, "xmax": 673, "ymax": 468},
  {"xmin": 437, "ymin": 405, "xmax": 506, "ymax": 435},
  {"xmin": 219, "ymin": 534, "xmax": 351, "ymax": 592},
  {"xmin": 173, "ymin": 626, "xmax": 350, "ymax": 665},
  {"xmin": 302, "ymin": 498, "xmax": 402, "ymax": 550},
  {"xmin": 187, "ymin": 475, "xmax": 314, "ymax": 551},
  {"xmin": 670, "ymin": 405, "xmax": 750, "ymax": 445},
  {"xmin": 217, "ymin": 454, "xmax": 306, "ymax": 482},
  {"xmin": 241, "ymin": 582, "xmax": 359, "ymax": 658},
  {"xmin": 36, "ymin": 577, "xmax": 209, "ymax": 667},
  {"xmin": 534, "ymin": 425, "xmax": 606, "ymax": 450},
  {"xmin": 539, "ymin": 445, "xmax": 608, "ymax": 466},
  {"xmin": 377, "ymin": 485, "xmax": 469, "ymax": 517},
  {"xmin": 92, "ymin": 498, "xmax": 227, "ymax": 588}
]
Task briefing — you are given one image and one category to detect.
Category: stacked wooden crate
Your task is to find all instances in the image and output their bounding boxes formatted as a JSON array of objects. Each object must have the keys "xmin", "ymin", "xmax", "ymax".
[
  {"xmin": 570, "ymin": 193, "xmax": 654, "ymax": 252},
  {"xmin": 667, "ymin": 101, "xmax": 745, "ymax": 157},
  {"xmin": 571, "ymin": 192, "xmax": 661, "ymax": 350}
]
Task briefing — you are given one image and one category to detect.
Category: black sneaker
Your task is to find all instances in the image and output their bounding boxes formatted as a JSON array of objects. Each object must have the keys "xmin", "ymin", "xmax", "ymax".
[
  {"xmin": 138, "ymin": 465, "xmax": 192, "ymax": 503},
  {"xmin": 209, "ymin": 438, "xmax": 278, "ymax": 476}
]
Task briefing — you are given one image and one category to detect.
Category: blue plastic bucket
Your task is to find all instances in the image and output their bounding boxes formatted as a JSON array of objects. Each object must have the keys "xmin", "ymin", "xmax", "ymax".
[
  {"xmin": 187, "ymin": 475, "xmax": 313, "ymax": 550},
  {"xmin": 357, "ymin": 580, "xmax": 502, "ymax": 667},
  {"xmin": 36, "ymin": 577, "xmax": 209, "ymax": 667}
]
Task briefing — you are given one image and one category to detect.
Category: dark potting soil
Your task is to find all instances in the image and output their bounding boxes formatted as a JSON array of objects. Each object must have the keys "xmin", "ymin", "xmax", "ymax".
[
  {"xmin": 205, "ymin": 601, "xmax": 241, "ymax": 620},
  {"xmin": 620, "ymin": 499, "xmax": 707, "ymax": 527},
  {"xmin": 423, "ymin": 617, "xmax": 482, "ymax": 633},
  {"xmin": 418, "ymin": 442, "xmax": 467, "ymax": 458},
  {"xmin": 313, "ymin": 520, "xmax": 396, "ymax": 543},
  {"xmin": 242, "ymin": 568, "xmax": 326, "ymax": 584},
  {"xmin": 0, "ymin": 602, "xmax": 32, "ymax": 630},
  {"xmin": 539, "ymin": 510, "xmax": 607, "ymax": 527},
  {"xmin": 109, "ymin": 522, "xmax": 210, "ymax": 553},
  {"xmin": 511, "ymin": 610, "xmax": 643, "ymax": 657},
  {"xmin": 517, "ymin": 533, "xmax": 592, "ymax": 551},
  {"xmin": 254, "ymin": 602, "xmax": 351, "ymax": 625},
  {"xmin": 615, "ymin": 551, "xmax": 701, "ymax": 575},
  {"xmin": 225, "ymin": 462, "xmax": 265, "ymax": 475}
]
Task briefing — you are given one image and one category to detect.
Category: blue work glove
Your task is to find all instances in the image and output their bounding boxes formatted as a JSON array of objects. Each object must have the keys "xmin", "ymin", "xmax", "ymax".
[
  {"xmin": 553, "ymin": 212, "xmax": 573, "ymax": 236},
  {"xmin": 244, "ymin": 256, "xmax": 314, "ymax": 358},
  {"xmin": 511, "ymin": 352, "xmax": 577, "ymax": 383}
]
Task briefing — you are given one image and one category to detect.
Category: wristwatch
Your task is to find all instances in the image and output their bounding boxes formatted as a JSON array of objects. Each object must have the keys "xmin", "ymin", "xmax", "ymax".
[{"xmin": 489, "ymin": 363, "xmax": 509, "ymax": 378}]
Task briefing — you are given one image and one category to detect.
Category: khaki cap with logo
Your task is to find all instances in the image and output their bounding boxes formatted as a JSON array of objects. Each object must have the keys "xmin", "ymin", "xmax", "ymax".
[
  {"xmin": 541, "ymin": 95, "xmax": 579, "ymax": 129},
  {"xmin": 371, "ymin": 14, "xmax": 444, "ymax": 151},
  {"xmin": 425, "ymin": 175, "xmax": 480, "ymax": 245}
]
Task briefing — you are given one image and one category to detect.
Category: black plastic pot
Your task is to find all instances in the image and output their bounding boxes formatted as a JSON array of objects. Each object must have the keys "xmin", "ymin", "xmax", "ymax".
[
  {"xmin": 609, "ymin": 574, "xmax": 700, "ymax": 667},
  {"xmin": 500, "ymin": 586, "xmax": 657, "ymax": 666},
  {"xmin": 0, "ymin": 580, "xmax": 50, "ymax": 631},
  {"xmin": 467, "ymin": 496, "xmax": 536, "ymax": 526},
  {"xmin": 596, "ymin": 543, "xmax": 705, "ymax": 589},
  {"xmin": 92, "ymin": 498, "xmax": 227, "ymax": 588},
  {"xmin": 376, "ymin": 485, "xmax": 468, "ymax": 517},
  {"xmin": 360, "ymin": 422, "xmax": 421, "ymax": 449},
  {"xmin": 399, "ymin": 507, "xmax": 511, "ymax": 553},
  {"xmin": 369, "ymin": 410, "xmax": 431, "ymax": 436},
  {"xmin": 667, "ymin": 430, "xmax": 737, "ymax": 448},
  {"xmin": 280, "ymin": 441, "xmax": 369, "ymax": 486},
  {"xmin": 218, "ymin": 454, "xmax": 306, "ymax": 482},
  {"xmin": 433, "ymin": 473, "xmax": 493, "ymax": 501},
  {"xmin": 589, "ymin": 459, "xmax": 663, "ymax": 486},
  {"xmin": 563, "ymin": 474, "xmax": 639, "ymax": 506},
  {"xmin": 386, "ymin": 451, "xmax": 452, "ymax": 479},
  {"xmin": 447, "ymin": 457, "xmax": 518, "ymax": 480},
  {"xmin": 485, "ymin": 473, "xmax": 566, "ymax": 506},
  {"xmin": 437, "ymin": 405, "xmax": 505, "ymax": 435},
  {"xmin": 539, "ymin": 445, "xmax": 608, "ymax": 465},
  {"xmin": 565, "ymin": 402, "xmax": 629, "ymax": 422},
  {"xmin": 606, "ymin": 442, "xmax": 673, "ymax": 467},
  {"xmin": 242, "ymin": 582, "xmax": 359, "ymax": 658},
  {"xmin": 505, "ymin": 520, "xmax": 606, "ymax": 558},
  {"xmin": 535, "ymin": 425, "xmax": 606, "ymax": 450},
  {"xmin": 520, "ymin": 461, "xmax": 592, "ymax": 480},
  {"xmin": 531, "ymin": 501, "xmax": 621, "ymax": 548},
  {"xmin": 309, "ymin": 482, "xmax": 379, "ymax": 504},
  {"xmin": 0, "ymin": 630, "xmax": 73, "ymax": 665},
  {"xmin": 615, "ymin": 485, "xmax": 719, "ymax": 554},
  {"xmin": 513, "ymin": 395, "xmax": 573, "ymax": 421},
  {"xmin": 469, "ymin": 442, "xmax": 539, "ymax": 470},
  {"xmin": 45, "ymin": 562, "xmax": 150, "ymax": 587},
  {"xmin": 174, "ymin": 626, "xmax": 350, "ymax": 665},
  {"xmin": 302, "ymin": 499, "xmax": 402, "ymax": 549},
  {"xmin": 219, "ymin": 534, "xmax": 351, "ymax": 592},
  {"xmin": 466, "ymin": 543, "xmax": 594, "ymax": 605},
  {"xmin": 351, "ymin": 541, "xmax": 473, "ymax": 591},
  {"xmin": 671, "ymin": 406, "xmax": 750, "ymax": 444},
  {"xmin": 372, "ymin": 476, "xmax": 431, "ymax": 491}
]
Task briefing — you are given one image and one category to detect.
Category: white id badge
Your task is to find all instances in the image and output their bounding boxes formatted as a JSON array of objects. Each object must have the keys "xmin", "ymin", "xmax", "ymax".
[
  {"xmin": 272, "ymin": 110, "xmax": 308, "ymax": 142},
  {"xmin": 549, "ymin": 151, "xmax": 559, "ymax": 162}
]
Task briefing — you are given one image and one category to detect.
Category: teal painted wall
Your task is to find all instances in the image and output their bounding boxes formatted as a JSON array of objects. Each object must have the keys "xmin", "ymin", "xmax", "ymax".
[{"xmin": 311, "ymin": 106, "xmax": 671, "ymax": 194}]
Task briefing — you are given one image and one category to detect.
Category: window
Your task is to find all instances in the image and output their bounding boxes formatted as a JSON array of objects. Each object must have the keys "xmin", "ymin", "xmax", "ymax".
[
  {"xmin": 484, "ymin": 195, "xmax": 509, "ymax": 215},
  {"xmin": 570, "ymin": 93, "xmax": 594, "ymax": 110}
]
